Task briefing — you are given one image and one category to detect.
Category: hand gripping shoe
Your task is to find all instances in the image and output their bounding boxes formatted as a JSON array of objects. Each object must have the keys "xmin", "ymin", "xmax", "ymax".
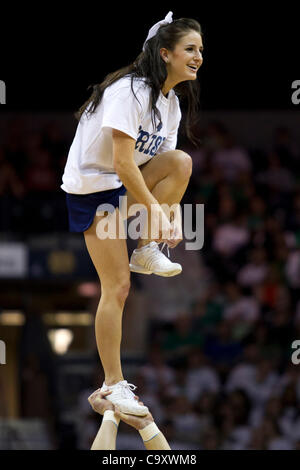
[{"xmin": 100, "ymin": 380, "xmax": 149, "ymax": 416}]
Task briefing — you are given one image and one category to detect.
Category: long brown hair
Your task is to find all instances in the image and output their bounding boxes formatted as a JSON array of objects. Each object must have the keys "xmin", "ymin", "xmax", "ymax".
[{"xmin": 75, "ymin": 18, "xmax": 202, "ymax": 145}]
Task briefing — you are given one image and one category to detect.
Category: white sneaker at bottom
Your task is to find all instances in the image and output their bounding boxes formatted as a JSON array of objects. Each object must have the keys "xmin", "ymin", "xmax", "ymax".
[
  {"xmin": 100, "ymin": 380, "xmax": 149, "ymax": 416},
  {"xmin": 129, "ymin": 242, "xmax": 182, "ymax": 277}
]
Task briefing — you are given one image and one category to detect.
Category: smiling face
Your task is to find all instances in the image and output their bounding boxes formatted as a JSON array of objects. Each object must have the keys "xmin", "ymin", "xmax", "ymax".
[{"xmin": 160, "ymin": 30, "xmax": 203, "ymax": 94}]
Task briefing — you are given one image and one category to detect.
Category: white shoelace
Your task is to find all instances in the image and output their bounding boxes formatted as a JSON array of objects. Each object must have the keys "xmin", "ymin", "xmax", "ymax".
[
  {"xmin": 160, "ymin": 242, "xmax": 170, "ymax": 258},
  {"xmin": 113, "ymin": 381, "xmax": 137, "ymax": 400}
]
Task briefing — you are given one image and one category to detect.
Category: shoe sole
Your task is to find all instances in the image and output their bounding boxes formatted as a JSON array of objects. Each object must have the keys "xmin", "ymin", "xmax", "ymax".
[
  {"xmin": 118, "ymin": 408, "xmax": 149, "ymax": 416},
  {"xmin": 129, "ymin": 264, "xmax": 152, "ymax": 275},
  {"xmin": 100, "ymin": 388, "xmax": 149, "ymax": 416},
  {"xmin": 105, "ymin": 398, "xmax": 149, "ymax": 416},
  {"xmin": 129, "ymin": 263, "xmax": 182, "ymax": 277}
]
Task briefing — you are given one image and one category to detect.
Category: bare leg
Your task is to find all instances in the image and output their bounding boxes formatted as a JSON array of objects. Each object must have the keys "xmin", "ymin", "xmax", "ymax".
[
  {"xmin": 83, "ymin": 151, "xmax": 191, "ymax": 385},
  {"xmin": 84, "ymin": 209, "xmax": 130, "ymax": 386},
  {"xmin": 124, "ymin": 150, "xmax": 192, "ymax": 248}
]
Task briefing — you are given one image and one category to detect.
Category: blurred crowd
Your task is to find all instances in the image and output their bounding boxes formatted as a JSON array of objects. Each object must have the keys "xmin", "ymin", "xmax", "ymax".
[
  {"xmin": 1, "ymin": 115, "xmax": 300, "ymax": 449},
  {"xmin": 0, "ymin": 118, "xmax": 69, "ymax": 234}
]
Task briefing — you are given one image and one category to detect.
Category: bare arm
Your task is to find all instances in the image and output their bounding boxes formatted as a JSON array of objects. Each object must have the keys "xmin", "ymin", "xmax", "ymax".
[
  {"xmin": 113, "ymin": 129, "xmax": 173, "ymax": 243},
  {"xmin": 112, "ymin": 129, "xmax": 158, "ymax": 210},
  {"xmin": 88, "ymin": 390, "xmax": 171, "ymax": 450},
  {"xmin": 88, "ymin": 390, "xmax": 118, "ymax": 450},
  {"xmin": 90, "ymin": 420, "xmax": 118, "ymax": 450},
  {"xmin": 114, "ymin": 406, "xmax": 171, "ymax": 450},
  {"xmin": 143, "ymin": 431, "xmax": 171, "ymax": 451}
]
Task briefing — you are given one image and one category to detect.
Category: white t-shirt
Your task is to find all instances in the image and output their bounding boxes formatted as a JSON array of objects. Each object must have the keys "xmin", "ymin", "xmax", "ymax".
[{"xmin": 61, "ymin": 76, "xmax": 181, "ymax": 194}]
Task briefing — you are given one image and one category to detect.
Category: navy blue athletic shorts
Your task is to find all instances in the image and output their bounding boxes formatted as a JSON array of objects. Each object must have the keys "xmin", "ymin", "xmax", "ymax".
[{"xmin": 65, "ymin": 185, "xmax": 127, "ymax": 232}]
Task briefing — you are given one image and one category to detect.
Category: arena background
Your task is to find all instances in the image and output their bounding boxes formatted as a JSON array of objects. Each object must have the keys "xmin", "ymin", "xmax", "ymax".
[{"xmin": 1, "ymin": 3, "xmax": 300, "ymax": 452}]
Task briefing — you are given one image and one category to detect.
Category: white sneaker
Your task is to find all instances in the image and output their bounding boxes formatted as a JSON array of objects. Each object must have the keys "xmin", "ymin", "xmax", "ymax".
[
  {"xmin": 129, "ymin": 242, "xmax": 182, "ymax": 277},
  {"xmin": 100, "ymin": 380, "xmax": 149, "ymax": 416}
]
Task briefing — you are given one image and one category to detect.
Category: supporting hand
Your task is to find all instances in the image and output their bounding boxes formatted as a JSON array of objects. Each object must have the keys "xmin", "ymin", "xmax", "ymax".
[
  {"xmin": 88, "ymin": 389, "xmax": 114, "ymax": 414},
  {"xmin": 114, "ymin": 404, "xmax": 154, "ymax": 430}
]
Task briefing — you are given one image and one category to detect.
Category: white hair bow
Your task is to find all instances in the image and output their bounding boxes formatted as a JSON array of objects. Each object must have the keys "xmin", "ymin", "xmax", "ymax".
[{"xmin": 143, "ymin": 11, "xmax": 173, "ymax": 51}]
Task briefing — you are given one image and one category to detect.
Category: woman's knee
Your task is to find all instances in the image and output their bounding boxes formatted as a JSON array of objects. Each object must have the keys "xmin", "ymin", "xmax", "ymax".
[
  {"xmin": 170, "ymin": 151, "xmax": 193, "ymax": 180},
  {"xmin": 102, "ymin": 277, "xmax": 131, "ymax": 305}
]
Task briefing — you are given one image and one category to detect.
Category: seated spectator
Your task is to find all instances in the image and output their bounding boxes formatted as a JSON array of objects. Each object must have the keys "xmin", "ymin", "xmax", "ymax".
[
  {"xmin": 264, "ymin": 396, "xmax": 283, "ymax": 422},
  {"xmin": 219, "ymin": 390, "xmax": 252, "ymax": 449},
  {"xmin": 276, "ymin": 370, "xmax": 300, "ymax": 443},
  {"xmin": 212, "ymin": 214, "xmax": 250, "ymax": 258},
  {"xmin": 158, "ymin": 419, "xmax": 200, "ymax": 450},
  {"xmin": 226, "ymin": 355, "xmax": 280, "ymax": 429},
  {"xmin": 277, "ymin": 363, "xmax": 300, "ymax": 400},
  {"xmin": 162, "ymin": 312, "xmax": 204, "ymax": 361},
  {"xmin": 24, "ymin": 149, "xmax": 57, "ymax": 194},
  {"xmin": 210, "ymin": 212, "xmax": 251, "ymax": 281},
  {"xmin": 247, "ymin": 195, "xmax": 267, "ymax": 230},
  {"xmin": 0, "ymin": 148, "xmax": 25, "ymax": 230},
  {"xmin": 200, "ymin": 426, "xmax": 220, "ymax": 450},
  {"xmin": 247, "ymin": 425, "xmax": 267, "ymax": 449},
  {"xmin": 294, "ymin": 306, "xmax": 300, "ymax": 362},
  {"xmin": 247, "ymin": 416, "xmax": 294, "ymax": 450},
  {"xmin": 167, "ymin": 394, "xmax": 202, "ymax": 444},
  {"xmin": 225, "ymin": 343, "xmax": 260, "ymax": 394},
  {"xmin": 223, "ymin": 283, "xmax": 260, "ymax": 340},
  {"xmin": 254, "ymin": 265, "xmax": 283, "ymax": 310},
  {"xmin": 2, "ymin": 117, "xmax": 28, "ymax": 177},
  {"xmin": 251, "ymin": 395, "xmax": 283, "ymax": 430},
  {"xmin": 203, "ymin": 320, "xmax": 243, "ymax": 374},
  {"xmin": 214, "ymin": 397, "xmax": 236, "ymax": 448},
  {"xmin": 237, "ymin": 247, "xmax": 269, "ymax": 287},
  {"xmin": 267, "ymin": 302, "xmax": 294, "ymax": 364},
  {"xmin": 191, "ymin": 282, "xmax": 225, "ymax": 333},
  {"xmin": 256, "ymin": 152, "xmax": 295, "ymax": 193},
  {"xmin": 245, "ymin": 358, "xmax": 281, "ymax": 409},
  {"xmin": 211, "ymin": 129, "xmax": 252, "ymax": 182},
  {"xmin": 193, "ymin": 391, "xmax": 218, "ymax": 439},
  {"xmin": 272, "ymin": 126, "xmax": 300, "ymax": 171},
  {"xmin": 260, "ymin": 417, "xmax": 294, "ymax": 450},
  {"xmin": 217, "ymin": 192, "xmax": 237, "ymax": 224},
  {"xmin": 184, "ymin": 349, "xmax": 221, "ymax": 403},
  {"xmin": 139, "ymin": 344, "xmax": 176, "ymax": 394},
  {"xmin": 189, "ymin": 148, "xmax": 222, "ymax": 207},
  {"xmin": 41, "ymin": 121, "xmax": 69, "ymax": 162},
  {"xmin": 0, "ymin": 148, "xmax": 24, "ymax": 198},
  {"xmin": 285, "ymin": 248, "xmax": 300, "ymax": 289},
  {"xmin": 243, "ymin": 321, "xmax": 280, "ymax": 361},
  {"xmin": 286, "ymin": 192, "xmax": 300, "ymax": 232}
]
